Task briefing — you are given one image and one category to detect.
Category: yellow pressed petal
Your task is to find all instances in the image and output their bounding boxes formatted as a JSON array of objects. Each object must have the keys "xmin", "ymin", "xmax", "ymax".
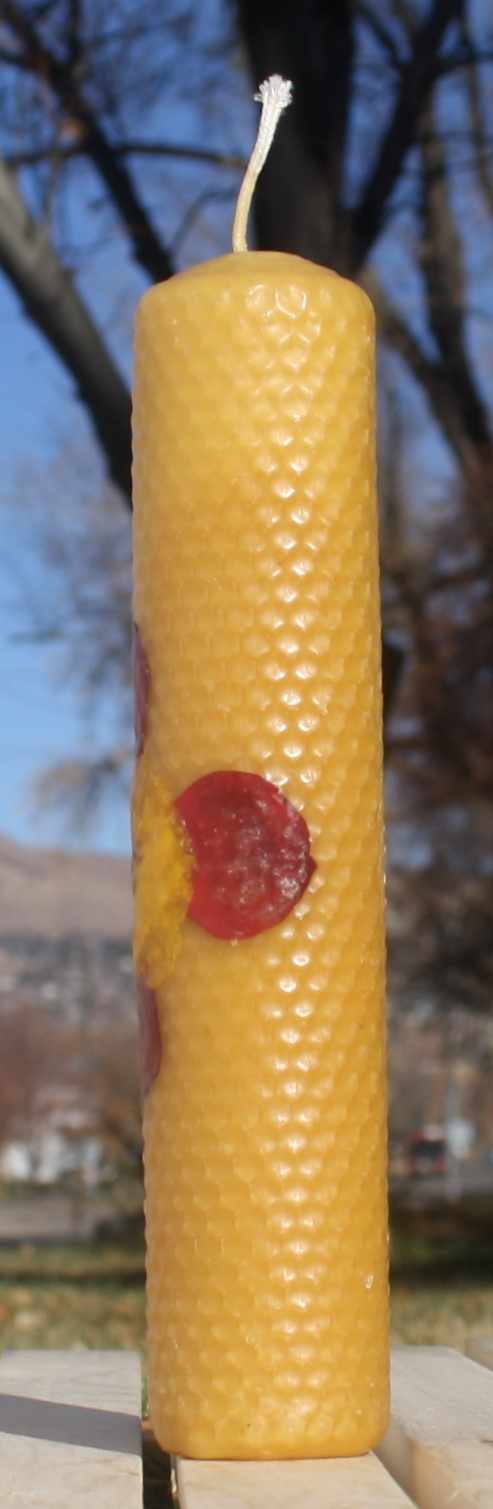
[{"xmin": 132, "ymin": 756, "xmax": 193, "ymax": 989}]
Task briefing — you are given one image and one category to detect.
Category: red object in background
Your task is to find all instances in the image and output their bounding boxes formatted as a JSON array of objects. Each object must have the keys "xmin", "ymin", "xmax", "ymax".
[
  {"xmin": 406, "ymin": 1127, "xmax": 447, "ymax": 1177},
  {"xmin": 175, "ymin": 770, "xmax": 316, "ymax": 941},
  {"xmin": 132, "ymin": 622, "xmax": 151, "ymax": 755},
  {"xmin": 136, "ymin": 975, "xmax": 162, "ymax": 1095}
]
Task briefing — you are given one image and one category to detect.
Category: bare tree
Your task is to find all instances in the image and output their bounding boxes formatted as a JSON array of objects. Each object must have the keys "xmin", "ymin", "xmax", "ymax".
[
  {"xmin": 0, "ymin": 999, "xmax": 67, "ymax": 1175},
  {"xmin": 1, "ymin": 2, "xmax": 492, "ymax": 497},
  {"xmin": 84, "ymin": 1020, "xmax": 142, "ymax": 1187},
  {"xmin": 2, "ymin": 2, "xmax": 493, "ymax": 1019},
  {"xmin": 0, "ymin": 996, "xmax": 142, "ymax": 1192}
]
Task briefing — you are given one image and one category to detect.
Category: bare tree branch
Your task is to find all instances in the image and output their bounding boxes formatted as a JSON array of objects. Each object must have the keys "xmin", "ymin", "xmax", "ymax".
[
  {"xmin": 366, "ymin": 270, "xmax": 483, "ymax": 477},
  {"xmin": 436, "ymin": 42, "xmax": 493, "ymax": 76},
  {"xmin": 0, "ymin": 156, "xmax": 132, "ymax": 501},
  {"xmin": 33, "ymin": 750, "xmax": 131, "ymax": 836},
  {"xmin": 0, "ymin": 0, "xmax": 174, "ymax": 284},
  {"xmin": 462, "ymin": 21, "xmax": 493, "ymax": 217},
  {"xmin": 349, "ymin": 0, "xmax": 465, "ymax": 271},
  {"xmin": 4, "ymin": 137, "xmax": 246, "ymax": 172},
  {"xmin": 356, "ymin": 2, "xmax": 404, "ymax": 68},
  {"xmin": 418, "ymin": 100, "xmax": 492, "ymax": 454},
  {"xmin": 369, "ymin": 272, "xmax": 493, "ymax": 565}
]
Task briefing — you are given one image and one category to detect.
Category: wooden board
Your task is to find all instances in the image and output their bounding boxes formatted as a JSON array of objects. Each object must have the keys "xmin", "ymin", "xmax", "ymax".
[
  {"xmin": 3, "ymin": 1345, "xmax": 493, "ymax": 1507},
  {"xmin": 377, "ymin": 1346, "xmax": 493, "ymax": 1509},
  {"xmin": 175, "ymin": 1450, "xmax": 415, "ymax": 1507},
  {"xmin": 466, "ymin": 1338, "xmax": 493, "ymax": 1373},
  {"xmin": 0, "ymin": 1349, "xmax": 142, "ymax": 1509}
]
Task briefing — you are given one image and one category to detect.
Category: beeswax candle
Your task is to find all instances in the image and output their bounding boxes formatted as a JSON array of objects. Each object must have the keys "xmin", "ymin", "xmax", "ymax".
[{"xmin": 132, "ymin": 78, "xmax": 389, "ymax": 1460}]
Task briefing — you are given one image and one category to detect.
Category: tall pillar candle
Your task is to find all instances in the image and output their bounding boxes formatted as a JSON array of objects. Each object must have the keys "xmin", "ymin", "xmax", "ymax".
[{"xmin": 132, "ymin": 80, "xmax": 388, "ymax": 1461}]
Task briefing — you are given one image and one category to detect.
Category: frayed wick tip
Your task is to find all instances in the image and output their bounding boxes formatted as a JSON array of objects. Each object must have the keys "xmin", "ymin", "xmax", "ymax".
[
  {"xmin": 232, "ymin": 75, "xmax": 293, "ymax": 253},
  {"xmin": 254, "ymin": 75, "xmax": 293, "ymax": 110}
]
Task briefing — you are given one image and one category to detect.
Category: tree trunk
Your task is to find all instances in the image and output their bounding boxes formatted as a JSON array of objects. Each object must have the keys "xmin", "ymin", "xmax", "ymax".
[
  {"xmin": 235, "ymin": 0, "xmax": 354, "ymax": 270},
  {"xmin": 0, "ymin": 158, "xmax": 132, "ymax": 503}
]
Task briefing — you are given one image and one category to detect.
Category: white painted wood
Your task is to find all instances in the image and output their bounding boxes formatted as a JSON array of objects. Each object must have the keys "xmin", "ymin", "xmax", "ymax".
[
  {"xmin": 466, "ymin": 1337, "xmax": 493, "ymax": 1372},
  {"xmin": 175, "ymin": 1451, "xmax": 416, "ymax": 1508},
  {"xmin": 4, "ymin": 1345, "xmax": 493, "ymax": 1507},
  {"xmin": 377, "ymin": 1346, "xmax": 493, "ymax": 1509},
  {"xmin": 0, "ymin": 1349, "xmax": 142, "ymax": 1508}
]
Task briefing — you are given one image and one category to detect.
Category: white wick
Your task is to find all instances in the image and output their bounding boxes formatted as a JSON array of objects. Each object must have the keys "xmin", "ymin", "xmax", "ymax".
[{"xmin": 232, "ymin": 75, "xmax": 293, "ymax": 254}]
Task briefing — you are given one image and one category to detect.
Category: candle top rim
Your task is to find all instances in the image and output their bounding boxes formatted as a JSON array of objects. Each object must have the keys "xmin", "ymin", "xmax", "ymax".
[{"xmin": 138, "ymin": 250, "xmax": 374, "ymax": 323}]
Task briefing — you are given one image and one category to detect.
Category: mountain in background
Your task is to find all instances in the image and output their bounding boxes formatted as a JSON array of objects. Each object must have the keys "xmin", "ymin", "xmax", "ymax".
[{"xmin": 0, "ymin": 831, "xmax": 132, "ymax": 940}]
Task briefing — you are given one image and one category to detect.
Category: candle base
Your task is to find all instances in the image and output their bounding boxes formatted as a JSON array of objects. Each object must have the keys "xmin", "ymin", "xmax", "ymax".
[{"xmin": 149, "ymin": 1390, "xmax": 390, "ymax": 1461}]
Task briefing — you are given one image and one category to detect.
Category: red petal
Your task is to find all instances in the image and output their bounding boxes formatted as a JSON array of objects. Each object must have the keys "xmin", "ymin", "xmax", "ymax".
[
  {"xmin": 175, "ymin": 770, "xmax": 316, "ymax": 941},
  {"xmin": 136, "ymin": 974, "xmax": 162, "ymax": 1095},
  {"xmin": 132, "ymin": 622, "xmax": 151, "ymax": 756}
]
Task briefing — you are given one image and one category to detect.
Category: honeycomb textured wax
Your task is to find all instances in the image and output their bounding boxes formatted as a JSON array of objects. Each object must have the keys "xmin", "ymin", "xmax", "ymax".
[{"xmin": 132, "ymin": 250, "xmax": 389, "ymax": 1459}]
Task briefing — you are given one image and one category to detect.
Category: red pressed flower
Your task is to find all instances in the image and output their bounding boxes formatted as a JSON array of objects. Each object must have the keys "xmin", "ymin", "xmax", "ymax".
[{"xmin": 175, "ymin": 770, "xmax": 316, "ymax": 941}]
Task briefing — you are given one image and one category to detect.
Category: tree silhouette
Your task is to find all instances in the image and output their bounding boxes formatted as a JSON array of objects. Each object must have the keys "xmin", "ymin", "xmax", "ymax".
[{"xmin": 2, "ymin": 0, "xmax": 493, "ymax": 1011}]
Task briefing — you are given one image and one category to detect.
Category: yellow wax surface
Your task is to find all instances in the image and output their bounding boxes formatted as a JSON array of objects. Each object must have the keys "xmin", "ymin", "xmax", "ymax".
[{"xmin": 132, "ymin": 250, "xmax": 389, "ymax": 1459}]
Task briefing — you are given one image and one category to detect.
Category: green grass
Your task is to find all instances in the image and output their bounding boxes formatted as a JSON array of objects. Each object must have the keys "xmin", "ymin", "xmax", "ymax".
[
  {"xmin": 391, "ymin": 1276, "xmax": 493, "ymax": 1350},
  {"xmin": 0, "ymin": 1218, "xmax": 492, "ymax": 1362},
  {"xmin": 391, "ymin": 1193, "xmax": 493, "ymax": 1274},
  {"xmin": 0, "ymin": 1239, "xmax": 144, "ymax": 1283},
  {"xmin": 0, "ymin": 1239, "xmax": 146, "ymax": 1354}
]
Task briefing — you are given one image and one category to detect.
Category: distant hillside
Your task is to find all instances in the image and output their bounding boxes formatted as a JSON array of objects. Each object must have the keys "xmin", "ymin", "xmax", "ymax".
[{"xmin": 0, "ymin": 831, "xmax": 132, "ymax": 940}]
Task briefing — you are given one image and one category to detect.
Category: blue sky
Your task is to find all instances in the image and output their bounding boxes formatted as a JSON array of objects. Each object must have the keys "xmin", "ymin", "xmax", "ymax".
[
  {"xmin": 0, "ymin": 209, "xmax": 137, "ymax": 854},
  {"xmin": 0, "ymin": 277, "xmax": 113, "ymax": 849},
  {"xmin": 1, "ymin": 1, "xmax": 491, "ymax": 855},
  {"xmin": 0, "ymin": 4, "xmax": 250, "ymax": 855}
]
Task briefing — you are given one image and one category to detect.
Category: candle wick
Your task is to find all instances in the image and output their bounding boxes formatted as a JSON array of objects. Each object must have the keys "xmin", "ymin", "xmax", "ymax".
[{"xmin": 232, "ymin": 75, "xmax": 293, "ymax": 255}]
